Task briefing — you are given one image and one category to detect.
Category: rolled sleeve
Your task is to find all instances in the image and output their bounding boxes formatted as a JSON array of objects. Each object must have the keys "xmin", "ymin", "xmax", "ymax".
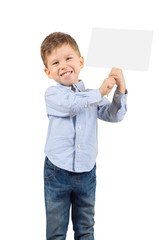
[
  {"xmin": 97, "ymin": 88, "xmax": 128, "ymax": 122},
  {"xmin": 113, "ymin": 88, "xmax": 128, "ymax": 106},
  {"xmin": 113, "ymin": 88, "xmax": 128, "ymax": 121},
  {"xmin": 45, "ymin": 87, "xmax": 102, "ymax": 117}
]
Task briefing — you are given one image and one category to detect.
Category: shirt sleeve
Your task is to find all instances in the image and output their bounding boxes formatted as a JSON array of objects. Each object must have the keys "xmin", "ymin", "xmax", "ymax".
[
  {"xmin": 97, "ymin": 88, "xmax": 128, "ymax": 122},
  {"xmin": 45, "ymin": 86, "xmax": 102, "ymax": 117}
]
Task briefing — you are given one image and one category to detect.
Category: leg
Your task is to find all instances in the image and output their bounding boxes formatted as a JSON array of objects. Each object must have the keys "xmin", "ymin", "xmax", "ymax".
[
  {"xmin": 71, "ymin": 165, "xmax": 96, "ymax": 240},
  {"xmin": 44, "ymin": 157, "xmax": 71, "ymax": 240}
]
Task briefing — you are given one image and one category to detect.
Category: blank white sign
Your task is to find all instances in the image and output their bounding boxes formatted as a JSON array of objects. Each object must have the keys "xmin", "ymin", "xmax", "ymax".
[{"xmin": 86, "ymin": 28, "xmax": 153, "ymax": 71}]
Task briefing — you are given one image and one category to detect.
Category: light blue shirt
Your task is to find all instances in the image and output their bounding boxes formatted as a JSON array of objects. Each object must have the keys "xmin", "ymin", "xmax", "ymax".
[{"xmin": 44, "ymin": 80, "xmax": 128, "ymax": 172}]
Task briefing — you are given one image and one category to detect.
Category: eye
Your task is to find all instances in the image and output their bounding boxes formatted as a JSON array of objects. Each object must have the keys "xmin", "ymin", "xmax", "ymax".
[
  {"xmin": 66, "ymin": 57, "xmax": 72, "ymax": 61},
  {"xmin": 52, "ymin": 61, "xmax": 59, "ymax": 65}
]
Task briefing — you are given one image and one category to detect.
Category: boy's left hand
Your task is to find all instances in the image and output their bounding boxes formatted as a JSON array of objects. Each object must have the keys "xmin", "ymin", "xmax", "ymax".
[{"xmin": 108, "ymin": 68, "xmax": 126, "ymax": 94}]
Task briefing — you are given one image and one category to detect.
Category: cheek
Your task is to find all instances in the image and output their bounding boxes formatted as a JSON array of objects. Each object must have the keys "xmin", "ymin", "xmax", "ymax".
[
  {"xmin": 74, "ymin": 64, "xmax": 81, "ymax": 74},
  {"xmin": 74, "ymin": 69, "xmax": 80, "ymax": 76},
  {"xmin": 50, "ymin": 68, "xmax": 57, "ymax": 76}
]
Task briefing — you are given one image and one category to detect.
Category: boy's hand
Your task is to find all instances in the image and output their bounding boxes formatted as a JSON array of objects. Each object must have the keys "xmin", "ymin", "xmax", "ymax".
[
  {"xmin": 99, "ymin": 77, "xmax": 116, "ymax": 97},
  {"xmin": 108, "ymin": 68, "xmax": 126, "ymax": 94}
]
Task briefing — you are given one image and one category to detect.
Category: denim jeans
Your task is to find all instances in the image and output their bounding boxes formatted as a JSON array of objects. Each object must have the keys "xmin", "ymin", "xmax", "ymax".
[{"xmin": 44, "ymin": 156, "xmax": 96, "ymax": 240}]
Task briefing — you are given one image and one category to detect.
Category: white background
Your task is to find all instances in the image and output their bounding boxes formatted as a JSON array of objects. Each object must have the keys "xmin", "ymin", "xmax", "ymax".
[{"xmin": 0, "ymin": 0, "xmax": 159, "ymax": 239}]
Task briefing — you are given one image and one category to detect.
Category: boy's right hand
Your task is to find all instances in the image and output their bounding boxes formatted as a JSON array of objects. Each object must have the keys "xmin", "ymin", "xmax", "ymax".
[{"xmin": 99, "ymin": 77, "xmax": 116, "ymax": 97}]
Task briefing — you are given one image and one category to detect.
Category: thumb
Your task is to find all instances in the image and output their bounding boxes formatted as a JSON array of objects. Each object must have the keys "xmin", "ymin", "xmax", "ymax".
[{"xmin": 109, "ymin": 74, "xmax": 118, "ymax": 80}]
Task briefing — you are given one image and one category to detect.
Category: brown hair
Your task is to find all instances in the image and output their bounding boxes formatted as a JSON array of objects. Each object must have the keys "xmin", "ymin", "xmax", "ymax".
[{"xmin": 40, "ymin": 32, "xmax": 81, "ymax": 68}]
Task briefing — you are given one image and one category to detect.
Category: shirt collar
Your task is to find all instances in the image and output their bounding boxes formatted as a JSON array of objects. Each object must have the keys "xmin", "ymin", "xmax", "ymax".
[{"xmin": 56, "ymin": 80, "xmax": 85, "ymax": 92}]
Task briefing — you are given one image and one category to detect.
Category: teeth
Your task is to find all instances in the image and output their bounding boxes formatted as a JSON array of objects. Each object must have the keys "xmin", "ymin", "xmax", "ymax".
[
  {"xmin": 63, "ymin": 72, "xmax": 71, "ymax": 76},
  {"xmin": 61, "ymin": 71, "xmax": 72, "ymax": 76}
]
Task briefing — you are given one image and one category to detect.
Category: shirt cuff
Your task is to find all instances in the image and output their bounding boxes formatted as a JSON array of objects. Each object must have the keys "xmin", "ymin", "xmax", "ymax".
[{"xmin": 113, "ymin": 88, "xmax": 128, "ymax": 105}]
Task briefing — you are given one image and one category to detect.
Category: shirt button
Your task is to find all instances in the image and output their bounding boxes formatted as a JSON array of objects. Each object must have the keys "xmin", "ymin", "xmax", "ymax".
[
  {"xmin": 84, "ymin": 104, "xmax": 88, "ymax": 108},
  {"xmin": 77, "ymin": 144, "xmax": 80, "ymax": 148},
  {"xmin": 118, "ymin": 109, "xmax": 121, "ymax": 112},
  {"xmin": 115, "ymin": 94, "xmax": 119, "ymax": 97},
  {"xmin": 78, "ymin": 126, "xmax": 82, "ymax": 130}
]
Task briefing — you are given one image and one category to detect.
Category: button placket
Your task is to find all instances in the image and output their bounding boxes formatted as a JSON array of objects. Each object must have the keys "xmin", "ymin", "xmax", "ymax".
[
  {"xmin": 75, "ymin": 116, "xmax": 82, "ymax": 151},
  {"xmin": 77, "ymin": 124, "xmax": 82, "ymax": 149},
  {"xmin": 74, "ymin": 104, "xmax": 85, "ymax": 171}
]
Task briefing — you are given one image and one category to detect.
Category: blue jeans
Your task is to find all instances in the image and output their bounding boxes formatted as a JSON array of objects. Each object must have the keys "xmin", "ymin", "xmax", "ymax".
[{"xmin": 44, "ymin": 156, "xmax": 96, "ymax": 240}]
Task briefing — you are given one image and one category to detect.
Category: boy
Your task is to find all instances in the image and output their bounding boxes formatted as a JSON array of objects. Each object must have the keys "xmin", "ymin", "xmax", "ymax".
[{"xmin": 40, "ymin": 32, "xmax": 128, "ymax": 240}]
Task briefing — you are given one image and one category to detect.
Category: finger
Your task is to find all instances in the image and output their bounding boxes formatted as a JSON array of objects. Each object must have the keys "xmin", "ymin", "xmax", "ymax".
[
  {"xmin": 110, "ymin": 67, "xmax": 121, "ymax": 73},
  {"xmin": 109, "ymin": 76, "xmax": 118, "ymax": 83},
  {"xmin": 109, "ymin": 74, "xmax": 118, "ymax": 78},
  {"xmin": 109, "ymin": 76, "xmax": 117, "ymax": 83},
  {"xmin": 106, "ymin": 85, "xmax": 114, "ymax": 97},
  {"xmin": 110, "ymin": 78, "xmax": 117, "ymax": 85},
  {"xmin": 109, "ymin": 69, "xmax": 117, "ymax": 76}
]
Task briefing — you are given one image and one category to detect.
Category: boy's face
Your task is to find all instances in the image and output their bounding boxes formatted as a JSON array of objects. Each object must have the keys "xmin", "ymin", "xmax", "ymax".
[{"xmin": 44, "ymin": 44, "xmax": 84, "ymax": 86}]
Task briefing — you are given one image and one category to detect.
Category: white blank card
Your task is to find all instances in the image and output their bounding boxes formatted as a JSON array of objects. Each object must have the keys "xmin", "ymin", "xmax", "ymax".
[{"xmin": 86, "ymin": 28, "xmax": 153, "ymax": 71}]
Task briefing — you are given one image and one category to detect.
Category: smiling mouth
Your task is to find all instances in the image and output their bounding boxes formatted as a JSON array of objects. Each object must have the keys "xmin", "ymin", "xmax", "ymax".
[{"xmin": 60, "ymin": 71, "xmax": 73, "ymax": 77}]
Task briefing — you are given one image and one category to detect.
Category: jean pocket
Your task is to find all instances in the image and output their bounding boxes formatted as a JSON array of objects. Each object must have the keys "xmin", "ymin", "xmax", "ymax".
[
  {"xmin": 44, "ymin": 157, "xmax": 58, "ymax": 180},
  {"xmin": 89, "ymin": 164, "xmax": 96, "ymax": 179}
]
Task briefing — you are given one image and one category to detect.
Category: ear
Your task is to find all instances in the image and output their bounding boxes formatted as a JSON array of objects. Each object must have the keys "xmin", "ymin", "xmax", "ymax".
[
  {"xmin": 79, "ymin": 56, "xmax": 84, "ymax": 69},
  {"xmin": 44, "ymin": 67, "xmax": 52, "ymax": 79}
]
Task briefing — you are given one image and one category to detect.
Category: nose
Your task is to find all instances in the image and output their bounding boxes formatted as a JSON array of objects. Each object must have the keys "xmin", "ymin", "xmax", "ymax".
[
  {"xmin": 61, "ymin": 66, "xmax": 68, "ymax": 70},
  {"xmin": 60, "ymin": 60, "xmax": 68, "ymax": 70}
]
